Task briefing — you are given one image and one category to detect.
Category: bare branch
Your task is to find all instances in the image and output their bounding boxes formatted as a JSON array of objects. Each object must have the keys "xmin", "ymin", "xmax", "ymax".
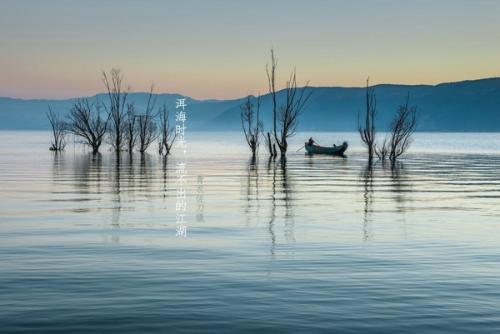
[
  {"xmin": 102, "ymin": 68, "xmax": 128, "ymax": 152},
  {"xmin": 136, "ymin": 84, "xmax": 158, "ymax": 154},
  {"xmin": 158, "ymin": 104, "xmax": 176, "ymax": 155},
  {"xmin": 388, "ymin": 94, "xmax": 418, "ymax": 168},
  {"xmin": 67, "ymin": 98, "xmax": 108, "ymax": 154},
  {"xmin": 358, "ymin": 78, "xmax": 377, "ymax": 166},
  {"xmin": 267, "ymin": 49, "xmax": 310, "ymax": 157},
  {"xmin": 240, "ymin": 94, "xmax": 262, "ymax": 157},
  {"xmin": 47, "ymin": 106, "xmax": 66, "ymax": 151}
]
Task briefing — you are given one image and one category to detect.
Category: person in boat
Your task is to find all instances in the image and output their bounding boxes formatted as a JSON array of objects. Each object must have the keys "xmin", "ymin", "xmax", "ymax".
[{"xmin": 307, "ymin": 137, "xmax": 317, "ymax": 146}]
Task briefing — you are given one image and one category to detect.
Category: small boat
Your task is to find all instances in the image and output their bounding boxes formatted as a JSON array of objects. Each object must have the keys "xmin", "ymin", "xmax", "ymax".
[{"xmin": 305, "ymin": 141, "xmax": 348, "ymax": 156}]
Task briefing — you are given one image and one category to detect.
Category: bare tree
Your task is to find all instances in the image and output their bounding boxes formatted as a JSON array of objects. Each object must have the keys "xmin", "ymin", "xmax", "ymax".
[
  {"xmin": 136, "ymin": 85, "xmax": 158, "ymax": 154},
  {"xmin": 265, "ymin": 132, "xmax": 277, "ymax": 158},
  {"xmin": 267, "ymin": 49, "xmax": 311, "ymax": 157},
  {"xmin": 47, "ymin": 106, "xmax": 66, "ymax": 151},
  {"xmin": 137, "ymin": 114, "xmax": 157, "ymax": 153},
  {"xmin": 125, "ymin": 102, "xmax": 137, "ymax": 153},
  {"xmin": 358, "ymin": 78, "xmax": 377, "ymax": 166},
  {"xmin": 388, "ymin": 95, "xmax": 417, "ymax": 168},
  {"xmin": 375, "ymin": 135, "xmax": 389, "ymax": 163},
  {"xmin": 240, "ymin": 95, "xmax": 262, "ymax": 157},
  {"xmin": 267, "ymin": 49, "xmax": 279, "ymax": 157},
  {"xmin": 158, "ymin": 104, "xmax": 176, "ymax": 155},
  {"xmin": 67, "ymin": 98, "xmax": 108, "ymax": 154},
  {"xmin": 102, "ymin": 68, "xmax": 128, "ymax": 152}
]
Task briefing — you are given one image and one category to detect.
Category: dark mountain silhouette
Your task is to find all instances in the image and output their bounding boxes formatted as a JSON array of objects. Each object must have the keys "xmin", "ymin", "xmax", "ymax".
[
  {"xmin": 1, "ymin": 77, "xmax": 500, "ymax": 131},
  {"xmin": 0, "ymin": 93, "xmax": 244, "ymax": 130}
]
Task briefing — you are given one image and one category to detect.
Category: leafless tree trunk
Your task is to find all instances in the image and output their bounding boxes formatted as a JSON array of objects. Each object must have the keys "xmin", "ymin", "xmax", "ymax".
[
  {"xmin": 358, "ymin": 78, "xmax": 377, "ymax": 166},
  {"xmin": 375, "ymin": 135, "xmax": 389, "ymax": 163},
  {"xmin": 102, "ymin": 68, "xmax": 128, "ymax": 152},
  {"xmin": 265, "ymin": 132, "xmax": 277, "ymax": 158},
  {"xmin": 158, "ymin": 104, "xmax": 176, "ymax": 155},
  {"xmin": 47, "ymin": 106, "xmax": 66, "ymax": 151},
  {"xmin": 388, "ymin": 95, "xmax": 417, "ymax": 168},
  {"xmin": 137, "ymin": 85, "xmax": 158, "ymax": 154},
  {"xmin": 240, "ymin": 95, "xmax": 262, "ymax": 157},
  {"xmin": 125, "ymin": 103, "xmax": 137, "ymax": 153},
  {"xmin": 267, "ymin": 49, "xmax": 279, "ymax": 156},
  {"xmin": 266, "ymin": 49, "xmax": 311, "ymax": 157},
  {"xmin": 67, "ymin": 98, "xmax": 108, "ymax": 154},
  {"xmin": 137, "ymin": 114, "xmax": 157, "ymax": 153}
]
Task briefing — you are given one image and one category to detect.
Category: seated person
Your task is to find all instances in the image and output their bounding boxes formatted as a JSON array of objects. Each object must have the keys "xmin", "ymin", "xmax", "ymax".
[{"xmin": 307, "ymin": 137, "xmax": 315, "ymax": 146}]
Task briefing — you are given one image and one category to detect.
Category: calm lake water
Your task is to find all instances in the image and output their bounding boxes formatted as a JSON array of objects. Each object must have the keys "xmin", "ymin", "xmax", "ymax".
[{"xmin": 1, "ymin": 131, "xmax": 500, "ymax": 333}]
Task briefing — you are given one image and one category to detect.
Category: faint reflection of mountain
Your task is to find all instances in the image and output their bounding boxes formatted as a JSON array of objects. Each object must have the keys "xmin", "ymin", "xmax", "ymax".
[{"xmin": 361, "ymin": 164, "xmax": 374, "ymax": 241}]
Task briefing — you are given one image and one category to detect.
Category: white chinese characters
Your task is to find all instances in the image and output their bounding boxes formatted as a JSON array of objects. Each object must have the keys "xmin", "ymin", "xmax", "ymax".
[{"xmin": 175, "ymin": 98, "xmax": 188, "ymax": 237}]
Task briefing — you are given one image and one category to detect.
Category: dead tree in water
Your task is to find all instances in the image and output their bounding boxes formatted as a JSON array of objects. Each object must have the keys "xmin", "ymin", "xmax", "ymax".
[
  {"xmin": 137, "ymin": 114, "xmax": 157, "ymax": 153},
  {"xmin": 125, "ymin": 103, "xmax": 137, "ymax": 153},
  {"xmin": 158, "ymin": 104, "xmax": 176, "ymax": 155},
  {"xmin": 240, "ymin": 95, "xmax": 262, "ymax": 157},
  {"xmin": 102, "ymin": 68, "xmax": 128, "ymax": 152},
  {"xmin": 265, "ymin": 132, "xmax": 277, "ymax": 158},
  {"xmin": 47, "ymin": 107, "xmax": 66, "ymax": 151},
  {"xmin": 266, "ymin": 49, "xmax": 311, "ymax": 157},
  {"xmin": 136, "ymin": 85, "xmax": 158, "ymax": 154},
  {"xmin": 388, "ymin": 95, "xmax": 417, "ymax": 168},
  {"xmin": 375, "ymin": 135, "xmax": 389, "ymax": 163},
  {"xmin": 358, "ymin": 78, "xmax": 377, "ymax": 166},
  {"xmin": 67, "ymin": 98, "xmax": 108, "ymax": 154}
]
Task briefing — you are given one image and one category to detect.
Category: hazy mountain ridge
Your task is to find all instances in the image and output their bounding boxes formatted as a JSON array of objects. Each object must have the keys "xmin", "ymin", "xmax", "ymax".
[{"xmin": 1, "ymin": 77, "xmax": 500, "ymax": 131}]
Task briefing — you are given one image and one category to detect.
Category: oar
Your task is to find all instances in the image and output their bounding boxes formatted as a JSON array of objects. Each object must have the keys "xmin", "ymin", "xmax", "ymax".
[{"xmin": 296, "ymin": 145, "xmax": 305, "ymax": 152}]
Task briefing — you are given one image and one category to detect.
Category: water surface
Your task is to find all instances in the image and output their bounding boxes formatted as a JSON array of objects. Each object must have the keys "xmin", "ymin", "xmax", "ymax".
[{"xmin": 1, "ymin": 131, "xmax": 500, "ymax": 333}]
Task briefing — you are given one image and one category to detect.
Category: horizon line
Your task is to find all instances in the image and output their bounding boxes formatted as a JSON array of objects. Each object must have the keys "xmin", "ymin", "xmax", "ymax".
[{"xmin": 2, "ymin": 76, "xmax": 499, "ymax": 102}]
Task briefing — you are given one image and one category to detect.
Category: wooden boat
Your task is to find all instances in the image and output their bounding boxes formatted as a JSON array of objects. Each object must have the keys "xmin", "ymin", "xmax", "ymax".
[{"xmin": 305, "ymin": 141, "xmax": 348, "ymax": 156}]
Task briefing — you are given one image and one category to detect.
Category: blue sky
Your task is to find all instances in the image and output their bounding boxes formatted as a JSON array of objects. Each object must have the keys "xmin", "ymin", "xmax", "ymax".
[{"xmin": 1, "ymin": 0, "xmax": 499, "ymax": 99}]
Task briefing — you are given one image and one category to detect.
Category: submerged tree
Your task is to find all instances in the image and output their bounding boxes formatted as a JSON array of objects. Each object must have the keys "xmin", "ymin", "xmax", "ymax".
[
  {"xmin": 47, "ymin": 106, "xmax": 66, "ymax": 151},
  {"xmin": 358, "ymin": 78, "xmax": 377, "ymax": 166},
  {"xmin": 265, "ymin": 132, "xmax": 277, "ymax": 158},
  {"xmin": 102, "ymin": 68, "xmax": 128, "ymax": 152},
  {"xmin": 158, "ymin": 104, "xmax": 176, "ymax": 155},
  {"xmin": 67, "ymin": 98, "xmax": 108, "ymax": 154},
  {"xmin": 137, "ymin": 114, "xmax": 157, "ymax": 153},
  {"xmin": 375, "ymin": 135, "xmax": 389, "ymax": 163},
  {"xmin": 136, "ymin": 84, "xmax": 158, "ymax": 154},
  {"xmin": 267, "ymin": 49, "xmax": 311, "ymax": 157},
  {"xmin": 388, "ymin": 95, "xmax": 417, "ymax": 168},
  {"xmin": 125, "ymin": 102, "xmax": 137, "ymax": 153},
  {"xmin": 240, "ymin": 95, "xmax": 262, "ymax": 157}
]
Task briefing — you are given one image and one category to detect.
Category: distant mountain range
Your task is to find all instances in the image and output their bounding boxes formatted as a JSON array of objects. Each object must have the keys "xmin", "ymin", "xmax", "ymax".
[{"xmin": 1, "ymin": 77, "xmax": 500, "ymax": 131}]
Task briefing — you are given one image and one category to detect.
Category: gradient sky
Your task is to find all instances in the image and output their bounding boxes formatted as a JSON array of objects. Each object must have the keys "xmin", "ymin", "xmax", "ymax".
[{"xmin": 1, "ymin": 0, "xmax": 500, "ymax": 99}]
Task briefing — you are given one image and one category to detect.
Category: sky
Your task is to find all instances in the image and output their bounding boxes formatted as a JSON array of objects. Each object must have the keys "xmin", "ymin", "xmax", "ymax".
[{"xmin": 1, "ymin": 0, "xmax": 500, "ymax": 100}]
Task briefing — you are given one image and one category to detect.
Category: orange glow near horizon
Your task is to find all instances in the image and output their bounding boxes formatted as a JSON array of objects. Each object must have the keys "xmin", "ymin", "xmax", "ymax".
[{"xmin": 1, "ymin": 0, "xmax": 500, "ymax": 100}]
